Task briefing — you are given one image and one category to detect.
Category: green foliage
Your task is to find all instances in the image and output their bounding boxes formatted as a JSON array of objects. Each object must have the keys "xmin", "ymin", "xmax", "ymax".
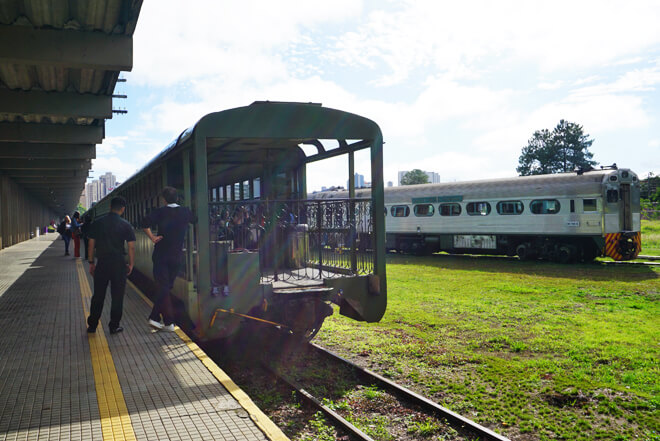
[
  {"xmin": 406, "ymin": 417, "xmax": 442, "ymax": 437},
  {"xmin": 640, "ymin": 173, "xmax": 660, "ymax": 201},
  {"xmin": 301, "ymin": 412, "xmax": 336, "ymax": 441},
  {"xmin": 641, "ymin": 219, "xmax": 660, "ymax": 256},
  {"xmin": 400, "ymin": 169, "xmax": 430, "ymax": 185},
  {"xmin": 76, "ymin": 202, "xmax": 87, "ymax": 214},
  {"xmin": 517, "ymin": 120, "xmax": 597, "ymax": 176}
]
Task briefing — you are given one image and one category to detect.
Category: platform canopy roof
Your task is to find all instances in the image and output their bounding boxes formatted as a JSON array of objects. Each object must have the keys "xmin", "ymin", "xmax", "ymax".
[{"xmin": 0, "ymin": 0, "xmax": 142, "ymax": 214}]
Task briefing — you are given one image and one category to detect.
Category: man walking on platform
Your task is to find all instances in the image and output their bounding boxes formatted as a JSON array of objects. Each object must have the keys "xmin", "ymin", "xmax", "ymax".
[
  {"xmin": 87, "ymin": 196, "xmax": 136, "ymax": 334},
  {"xmin": 141, "ymin": 186, "xmax": 195, "ymax": 332}
]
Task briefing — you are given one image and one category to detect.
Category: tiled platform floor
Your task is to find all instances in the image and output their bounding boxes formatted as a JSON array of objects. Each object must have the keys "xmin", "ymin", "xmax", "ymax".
[{"xmin": 0, "ymin": 234, "xmax": 287, "ymax": 441}]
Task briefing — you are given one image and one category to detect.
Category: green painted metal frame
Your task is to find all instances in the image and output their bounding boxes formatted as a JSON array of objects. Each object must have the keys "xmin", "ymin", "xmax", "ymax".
[
  {"xmin": 97, "ymin": 101, "xmax": 387, "ymax": 323},
  {"xmin": 189, "ymin": 102, "xmax": 387, "ymax": 322}
]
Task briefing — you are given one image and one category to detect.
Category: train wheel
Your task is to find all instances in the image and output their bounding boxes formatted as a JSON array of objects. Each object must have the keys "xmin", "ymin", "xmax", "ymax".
[
  {"xmin": 516, "ymin": 243, "xmax": 533, "ymax": 260},
  {"xmin": 557, "ymin": 245, "xmax": 574, "ymax": 264}
]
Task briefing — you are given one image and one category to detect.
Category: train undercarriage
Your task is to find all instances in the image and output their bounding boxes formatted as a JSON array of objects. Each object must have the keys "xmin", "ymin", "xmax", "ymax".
[{"xmin": 386, "ymin": 231, "xmax": 641, "ymax": 263}]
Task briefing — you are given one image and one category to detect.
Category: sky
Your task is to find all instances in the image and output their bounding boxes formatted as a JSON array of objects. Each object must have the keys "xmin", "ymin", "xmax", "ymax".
[{"xmin": 96, "ymin": 0, "xmax": 660, "ymax": 191}]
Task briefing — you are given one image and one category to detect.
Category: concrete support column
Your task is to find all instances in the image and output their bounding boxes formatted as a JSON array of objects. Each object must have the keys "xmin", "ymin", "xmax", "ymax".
[{"xmin": 0, "ymin": 173, "xmax": 55, "ymax": 249}]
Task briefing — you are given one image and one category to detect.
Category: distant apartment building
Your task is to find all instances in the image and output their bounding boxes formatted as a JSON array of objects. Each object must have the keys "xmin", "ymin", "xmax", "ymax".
[
  {"xmin": 82, "ymin": 172, "xmax": 118, "ymax": 208},
  {"xmin": 397, "ymin": 170, "xmax": 440, "ymax": 185},
  {"xmin": 347, "ymin": 173, "xmax": 366, "ymax": 189}
]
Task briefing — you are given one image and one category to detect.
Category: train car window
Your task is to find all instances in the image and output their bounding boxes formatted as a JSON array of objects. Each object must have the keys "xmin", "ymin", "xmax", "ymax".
[
  {"xmin": 607, "ymin": 189, "xmax": 618, "ymax": 203},
  {"xmin": 496, "ymin": 201, "xmax": 523, "ymax": 215},
  {"xmin": 570, "ymin": 200, "xmax": 575, "ymax": 213},
  {"xmin": 466, "ymin": 202, "xmax": 491, "ymax": 216},
  {"xmin": 391, "ymin": 205, "xmax": 410, "ymax": 217},
  {"xmin": 583, "ymin": 199, "xmax": 597, "ymax": 212},
  {"xmin": 530, "ymin": 199, "xmax": 560, "ymax": 214},
  {"xmin": 384, "ymin": 207, "xmax": 387, "ymax": 216},
  {"xmin": 414, "ymin": 204, "xmax": 434, "ymax": 216},
  {"xmin": 439, "ymin": 203, "xmax": 461, "ymax": 216}
]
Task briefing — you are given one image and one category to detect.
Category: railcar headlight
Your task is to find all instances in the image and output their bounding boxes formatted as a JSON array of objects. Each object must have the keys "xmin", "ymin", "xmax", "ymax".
[{"xmin": 622, "ymin": 171, "xmax": 629, "ymax": 178}]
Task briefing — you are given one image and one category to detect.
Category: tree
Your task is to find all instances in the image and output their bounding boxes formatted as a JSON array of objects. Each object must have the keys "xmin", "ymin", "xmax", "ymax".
[
  {"xmin": 76, "ymin": 203, "xmax": 86, "ymax": 214},
  {"xmin": 517, "ymin": 120, "xmax": 597, "ymax": 176},
  {"xmin": 401, "ymin": 169, "xmax": 429, "ymax": 185}
]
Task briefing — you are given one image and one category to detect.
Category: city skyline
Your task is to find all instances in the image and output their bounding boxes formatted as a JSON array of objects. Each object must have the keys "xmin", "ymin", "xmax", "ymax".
[{"xmin": 80, "ymin": 172, "xmax": 118, "ymax": 209}]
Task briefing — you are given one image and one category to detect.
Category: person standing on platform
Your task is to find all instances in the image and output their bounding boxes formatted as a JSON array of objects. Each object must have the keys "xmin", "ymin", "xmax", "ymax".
[
  {"xmin": 58, "ymin": 215, "xmax": 72, "ymax": 256},
  {"xmin": 141, "ymin": 186, "xmax": 195, "ymax": 332},
  {"xmin": 87, "ymin": 197, "xmax": 136, "ymax": 335},
  {"xmin": 81, "ymin": 212, "xmax": 93, "ymax": 260},
  {"xmin": 71, "ymin": 211, "xmax": 82, "ymax": 258}
]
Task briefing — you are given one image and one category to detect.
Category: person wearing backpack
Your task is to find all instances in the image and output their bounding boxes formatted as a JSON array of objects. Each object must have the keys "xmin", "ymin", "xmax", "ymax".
[{"xmin": 58, "ymin": 216, "xmax": 73, "ymax": 256}]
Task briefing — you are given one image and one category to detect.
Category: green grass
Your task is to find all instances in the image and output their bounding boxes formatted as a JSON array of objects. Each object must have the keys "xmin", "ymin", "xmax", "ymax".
[
  {"xmin": 316, "ymin": 255, "xmax": 660, "ymax": 441},
  {"xmin": 642, "ymin": 219, "xmax": 660, "ymax": 256}
]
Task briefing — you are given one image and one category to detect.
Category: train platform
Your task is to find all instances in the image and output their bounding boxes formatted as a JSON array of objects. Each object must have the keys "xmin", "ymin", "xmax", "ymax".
[{"xmin": 0, "ymin": 234, "xmax": 288, "ymax": 441}]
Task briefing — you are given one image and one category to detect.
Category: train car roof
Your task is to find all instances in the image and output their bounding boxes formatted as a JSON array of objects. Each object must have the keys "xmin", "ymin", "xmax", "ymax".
[
  {"xmin": 111, "ymin": 101, "xmax": 383, "ymax": 192},
  {"xmin": 311, "ymin": 168, "xmax": 638, "ymax": 201}
]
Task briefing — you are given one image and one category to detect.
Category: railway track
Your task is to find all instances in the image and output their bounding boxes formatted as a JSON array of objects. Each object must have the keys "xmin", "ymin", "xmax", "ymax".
[{"xmin": 261, "ymin": 341, "xmax": 510, "ymax": 441}]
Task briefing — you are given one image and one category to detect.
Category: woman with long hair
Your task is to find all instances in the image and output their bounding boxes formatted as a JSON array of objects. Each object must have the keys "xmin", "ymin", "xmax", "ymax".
[{"xmin": 59, "ymin": 215, "xmax": 72, "ymax": 256}]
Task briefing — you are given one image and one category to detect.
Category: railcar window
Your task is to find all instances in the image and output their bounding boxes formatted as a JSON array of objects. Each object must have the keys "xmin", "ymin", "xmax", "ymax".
[
  {"xmin": 530, "ymin": 199, "xmax": 560, "ymax": 214},
  {"xmin": 496, "ymin": 200, "xmax": 523, "ymax": 215},
  {"xmin": 439, "ymin": 203, "xmax": 461, "ymax": 216},
  {"xmin": 391, "ymin": 205, "xmax": 410, "ymax": 217},
  {"xmin": 466, "ymin": 202, "xmax": 491, "ymax": 216},
  {"xmin": 583, "ymin": 199, "xmax": 597, "ymax": 212},
  {"xmin": 607, "ymin": 189, "xmax": 618, "ymax": 203},
  {"xmin": 414, "ymin": 204, "xmax": 434, "ymax": 216},
  {"xmin": 570, "ymin": 200, "xmax": 575, "ymax": 213}
]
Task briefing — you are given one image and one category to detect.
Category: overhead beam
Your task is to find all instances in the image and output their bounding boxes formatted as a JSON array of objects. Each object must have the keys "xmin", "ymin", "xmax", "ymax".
[
  {"xmin": 14, "ymin": 177, "xmax": 87, "ymax": 184},
  {"xmin": 0, "ymin": 158, "xmax": 90, "ymax": 170},
  {"xmin": 0, "ymin": 25, "xmax": 133, "ymax": 71},
  {"xmin": 0, "ymin": 143, "xmax": 95, "ymax": 159},
  {"xmin": 0, "ymin": 122, "xmax": 104, "ymax": 144},
  {"xmin": 4, "ymin": 169, "xmax": 89, "ymax": 178},
  {"xmin": 0, "ymin": 89, "xmax": 112, "ymax": 119}
]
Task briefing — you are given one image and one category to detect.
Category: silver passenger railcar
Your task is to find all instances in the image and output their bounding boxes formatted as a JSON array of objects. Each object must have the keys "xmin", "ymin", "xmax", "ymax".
[{"xmin": 314, "ymin": 167, "xmax": 641, "ymax": 262}]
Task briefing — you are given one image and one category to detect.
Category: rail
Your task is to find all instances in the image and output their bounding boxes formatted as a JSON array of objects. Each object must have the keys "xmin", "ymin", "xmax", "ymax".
[
  {"xmin": 208, "ymin": 198, "xmax": 374, "ymax": 283},
  {"xmin": 310, "ymin": 343, "xmax": 511, "ymax": 441}
]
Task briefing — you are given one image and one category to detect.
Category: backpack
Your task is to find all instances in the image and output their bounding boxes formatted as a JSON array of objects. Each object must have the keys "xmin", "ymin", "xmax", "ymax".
[{"xmin": 57, "ymin": 222, "xmax": 65, "ymax": 235}]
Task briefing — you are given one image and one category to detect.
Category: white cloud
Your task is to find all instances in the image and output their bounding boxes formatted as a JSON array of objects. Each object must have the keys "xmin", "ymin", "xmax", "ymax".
[
  {"xmin": 538, "ymin": 81, "xmax": 563, "ymax": 90},
  {"xmin": 328, "ymin": 1, "xmax": 660, "ymax": 85},
  {"xmin": 130, "ymin": 0, "xmax": 363, "ymax": 86}
]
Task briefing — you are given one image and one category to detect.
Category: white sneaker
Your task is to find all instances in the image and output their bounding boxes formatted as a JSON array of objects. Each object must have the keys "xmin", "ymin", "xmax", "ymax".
[
  {"xmin": 149, "ymin": 319, "xmax": 164, "ymax": 330},
  {"xmin": 163, "ymin": 324, "xmax": 175, "ymax": 332}
]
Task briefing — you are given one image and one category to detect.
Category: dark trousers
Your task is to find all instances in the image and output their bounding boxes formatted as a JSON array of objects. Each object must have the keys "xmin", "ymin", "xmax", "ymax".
[
  {"xmin": 149, "ymin": 254, "xmax": 181, "ymax": 326},
  {"xmin": 83, "ymin": 237, "xmax": 89, "ymax": 260},
  {"xmin": 88, "ymin": 258, "xmax": 127, "ymax": 331},
  {"xmin": 62, "ymin": 235, "xmax": 71, "ymax": 254}
]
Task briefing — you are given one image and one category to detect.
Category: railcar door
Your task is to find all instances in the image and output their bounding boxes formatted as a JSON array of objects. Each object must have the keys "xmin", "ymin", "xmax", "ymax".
[{"xmin": 620, "ymin": 183, "xmax": 632, "ymax": 231}]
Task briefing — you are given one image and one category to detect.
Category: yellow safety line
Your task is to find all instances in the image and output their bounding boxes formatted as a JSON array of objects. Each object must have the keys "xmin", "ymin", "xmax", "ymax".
[
  {"xmin": 76, "ymin": 259, "xmax": 137, "ymax": 441},
  {"xmin": 127, "ymin": 280, "xmax": 290, "ymax": 441}
]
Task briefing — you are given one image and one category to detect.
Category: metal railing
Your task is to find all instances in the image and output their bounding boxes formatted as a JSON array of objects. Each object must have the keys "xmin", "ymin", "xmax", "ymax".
[{"xmin": 208, "ymin": 198, "xmax": 374, "ymax": 283}]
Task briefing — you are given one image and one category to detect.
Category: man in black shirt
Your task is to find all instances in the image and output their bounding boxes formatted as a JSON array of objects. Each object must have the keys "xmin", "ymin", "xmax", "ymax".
[
  {"xmin": 87, "ymin": 196, "xmax": 136, "ymax": 334},
  {"xmin": 141, "ymin": 186, "xmax": 195, "ymax": 331}
]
